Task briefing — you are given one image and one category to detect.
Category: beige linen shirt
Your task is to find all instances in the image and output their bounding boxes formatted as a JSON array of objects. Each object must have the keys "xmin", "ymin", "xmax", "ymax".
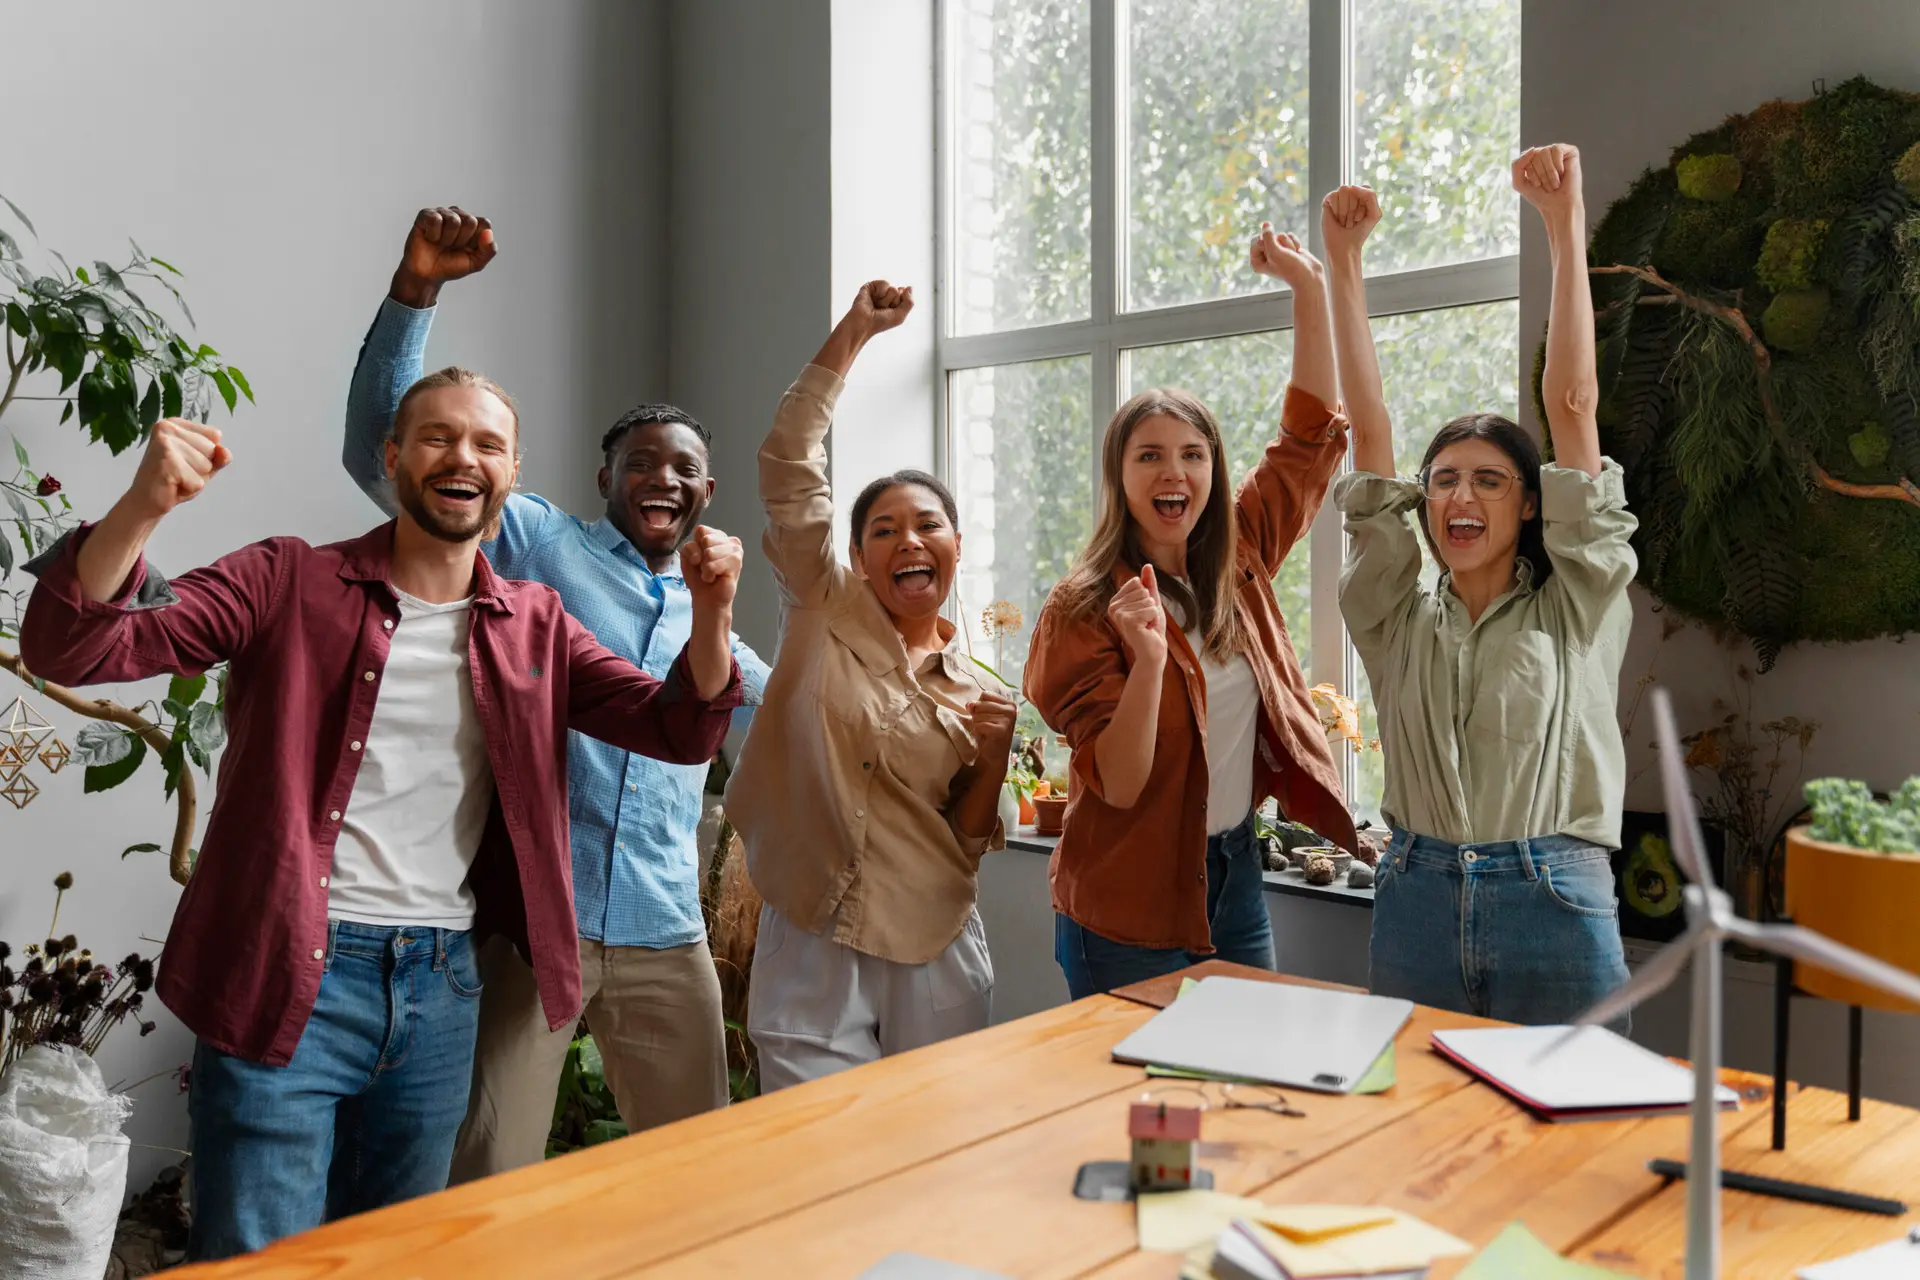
[
  {"xmin": 1335, "ymin": 459, "xmax": 1637, "ymax": 849},
  {"xmin": 726, "ymin": 364, "xmax": 1005, "ymax": 966}
]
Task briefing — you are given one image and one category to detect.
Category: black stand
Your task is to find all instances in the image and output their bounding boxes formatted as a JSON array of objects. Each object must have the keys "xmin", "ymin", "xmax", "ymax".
[
  {"xmin": 1071, "ymin": 1160, "xmax": 1212, "ymax": 1202},
  {"xmin": 1648, "ymin": 1159, "xmax": 1906, "ymax": 1216},
  {"xmin": 1771, "ymin": 945, "xmax": 1867, "ymax": 1149}
]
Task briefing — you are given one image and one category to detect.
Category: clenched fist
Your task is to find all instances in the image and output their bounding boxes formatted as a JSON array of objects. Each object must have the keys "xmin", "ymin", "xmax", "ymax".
[
  {"xmin": 847, "ymin": 280, "xmax": 914, "ymax": 338},
  {"xmin": 679, "ymin": 524, "xmax": 744, "ymax": 612},
  {"xmin": 1107, "ymin": 563, "xmax": 1167, "ymax": 668},
  {"xmin": 1249, "ymin": 222, "xmax": 1323, "ymax": 292},
  {"xmin": 966, "ymin": 689, "xmax": 1020, "ymax": 767},
  {"xmin": 390, "ymin": 206, "xmax": 497, "ymax": 308},
  {"xmin": 1513, "ymin": 145, "xmax": 1584, "ymax": 222},
  {"xmin": 125, "ymin": 419, "xmax": 232, "ymax": 521},
  {"xmin": 1321, "ymin": 185, "xmax": 1383, "ymax": 262}
]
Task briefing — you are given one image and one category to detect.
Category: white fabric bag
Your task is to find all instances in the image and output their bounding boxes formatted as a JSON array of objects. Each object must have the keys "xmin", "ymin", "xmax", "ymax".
[{"xmin": 0, "ymin": 1044, "xmax": 133, "ymax": 1279}]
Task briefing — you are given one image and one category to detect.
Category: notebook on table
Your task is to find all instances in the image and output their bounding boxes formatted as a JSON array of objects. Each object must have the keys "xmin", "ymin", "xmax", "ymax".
[
  {"xmin": 1430, "ymin": 1025, "xmax": 1740, "ymax": 1122},
  {"xmin": 1110, "ymin": 976, "xmax": 1414, "ymax": 1094}
]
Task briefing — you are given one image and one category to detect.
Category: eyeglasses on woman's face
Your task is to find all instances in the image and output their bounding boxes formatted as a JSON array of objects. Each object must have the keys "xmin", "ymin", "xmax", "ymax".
[{"xmin": 1420, "ymin": 465, "xmax": 1520, "ymax": 502}]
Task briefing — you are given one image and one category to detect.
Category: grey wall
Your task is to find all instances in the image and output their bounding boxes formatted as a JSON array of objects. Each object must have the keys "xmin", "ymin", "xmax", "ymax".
[
  {"xmin": 1521, "ymin": 0, "xmax": 1920, "ymax": 807},
  {"xmin": 0, "ymin": 0, "xmax": 669, "ymax": 1197},
  {"xmin": 668, "ymin": 0, "xmax": 835, "ymax": 658}
]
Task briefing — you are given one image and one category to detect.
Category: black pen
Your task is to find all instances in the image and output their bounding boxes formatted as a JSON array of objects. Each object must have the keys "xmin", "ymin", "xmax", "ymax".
[{"xmin": 1647, "ymin": 1159, "xmax": 1909, "ymax": 1217}]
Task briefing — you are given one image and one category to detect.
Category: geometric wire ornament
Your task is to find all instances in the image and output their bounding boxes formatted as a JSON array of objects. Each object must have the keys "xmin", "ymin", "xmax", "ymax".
[
  {"xmin": 0, "ymin": 695, "xmax": 55, "ymax": 754},
  {"xmin": 0, "ymin": 768, "xmax": 39, "ymax": 809},
  {"xmin": 0, "ymin": 741, "xmax": 25, "ymax": 782},
  {"xmin": 38, "ymin": 737, "xmax": 71, "ymax": 774}
]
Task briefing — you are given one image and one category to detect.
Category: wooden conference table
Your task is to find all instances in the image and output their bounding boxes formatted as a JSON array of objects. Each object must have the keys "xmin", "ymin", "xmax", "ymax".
[{"xmin": 178, "ymin": 965, "xmax": 1920, "ymax": 1280}]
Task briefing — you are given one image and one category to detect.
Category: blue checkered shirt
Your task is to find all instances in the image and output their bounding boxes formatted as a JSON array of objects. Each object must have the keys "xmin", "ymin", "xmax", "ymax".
[{"xmin": 343, "ymin": 298, "xmax": 770, "ymax": 947}]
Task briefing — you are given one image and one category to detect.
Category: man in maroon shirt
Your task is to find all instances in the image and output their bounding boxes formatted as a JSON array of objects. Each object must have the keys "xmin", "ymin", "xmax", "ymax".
[{"xmin": 21, "ymin": 368, "xmax": 745, "ymax": 1260}]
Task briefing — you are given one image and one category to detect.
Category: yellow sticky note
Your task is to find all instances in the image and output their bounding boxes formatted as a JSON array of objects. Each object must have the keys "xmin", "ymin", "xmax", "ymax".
[
  {"xmin": 1242, "ymin": 1207, "xmax": 1473, "ymax": 1277},
  {"xmin": 1137, "ymin": 1190, "xmax": 1266, "ymax": 1253}
]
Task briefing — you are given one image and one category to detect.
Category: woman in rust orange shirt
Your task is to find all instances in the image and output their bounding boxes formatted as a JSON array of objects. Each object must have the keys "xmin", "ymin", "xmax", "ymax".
[{"xmin": 1025, "ymin": 224, "xmax": 1357, "ymax": 998}]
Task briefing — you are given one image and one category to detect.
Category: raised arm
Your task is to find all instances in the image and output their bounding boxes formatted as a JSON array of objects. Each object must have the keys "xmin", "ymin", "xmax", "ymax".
[
  {"xmin": 22, "ymin": 420, "xmax": 279, "ymax": 686},
  {"xmin": 1321, "ymin": 186, "xmax": 1396, "ymax": 477},
  {"xmin": 1517, "ymin": 145, "xmax": 1602, "ymax": 477},
  {"xmin": 565, "ymin": 621, "xmax": 744, "ymax": 766},
  {"xmin": 759, "ymin": 281, "xmax": 913, "ymax": 607},
  {"xmin": 343, "ymin": 208, "xmax": 497, "ymax": 512},
  {"xmin": 1237, "ymin": 225, "xmax": 1348, "ymax": 574}
]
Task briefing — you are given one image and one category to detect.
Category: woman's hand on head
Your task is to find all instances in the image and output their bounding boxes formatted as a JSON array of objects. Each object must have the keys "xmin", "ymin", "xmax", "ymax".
[
  {"xmin": 1106, "ymin": 563, "xmax": 1168, "ymax": 667},
  {"xmin": 1248, "ymin": 223, "xmax": 1323, "ymax": 292},
  {"xmin": 1320, "ymin": 186, "xmax": 1382, "ymax": 263}
]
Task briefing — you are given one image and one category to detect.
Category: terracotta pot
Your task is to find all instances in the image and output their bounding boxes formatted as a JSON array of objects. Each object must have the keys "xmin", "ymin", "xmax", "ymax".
[
  {"xmin": 1018, "ymin": 791, "xmax": 1037, "ymax": 826},
  {"xmin": 1784, "ymin": 826, "xmax": 1920, "ymax": 1014},
  {"xmin": 1033, "ymin": 794, "xmax": 1069, "ymax": 837}
]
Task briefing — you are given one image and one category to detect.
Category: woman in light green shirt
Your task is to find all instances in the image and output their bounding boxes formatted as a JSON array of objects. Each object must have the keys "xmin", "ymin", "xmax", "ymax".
[{"xmin": 1323, "ymin": 145, "xmax": 1636, "ymax": 1025}]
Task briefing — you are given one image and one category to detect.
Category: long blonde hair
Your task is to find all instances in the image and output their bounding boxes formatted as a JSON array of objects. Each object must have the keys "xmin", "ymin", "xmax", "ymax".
[{"xmin": 1051, "ymin": 387, "xmax": 1240, "ymax": 660}]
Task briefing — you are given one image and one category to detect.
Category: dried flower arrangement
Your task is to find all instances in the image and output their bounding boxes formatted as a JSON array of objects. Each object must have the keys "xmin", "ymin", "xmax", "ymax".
[{"xmin": 0, "ymin": 872, "xmax": 157, "ymax": 1072}]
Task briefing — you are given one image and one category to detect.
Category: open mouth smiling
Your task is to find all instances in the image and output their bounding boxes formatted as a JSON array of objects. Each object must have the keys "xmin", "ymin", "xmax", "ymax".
[
  {"xmin": 891, "ymin": 559, "xmax": 938, "ymax": 598},
  {"xmin": 1151, "ymin": 491, "xmax": 1190, "ymax": 522},
  {"xmin": 429, "ymin": 476, "xmax": 485, "ymax": 507},
  {"xmin": 638, "ymin": 496, "xmax": 684, "ymax": 532},
  {"xmin": 1445, "ymin": 514, "xmax": 1487, "ymax": 547}
]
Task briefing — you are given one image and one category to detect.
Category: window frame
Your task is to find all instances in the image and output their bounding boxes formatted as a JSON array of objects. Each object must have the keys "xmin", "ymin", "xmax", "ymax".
[{"xmin": 934, "ymin": 0, "xmax": 1519, "ymax": 803}]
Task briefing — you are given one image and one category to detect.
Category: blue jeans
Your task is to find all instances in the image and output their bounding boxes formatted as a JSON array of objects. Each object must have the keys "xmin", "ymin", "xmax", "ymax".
[
  {"xmin": 1055, "ymin": 814, "xmax": 1275, "ymax": 1000},
  {"xmin": 188, "ymin": 921, "xmax": 484, "ymax": 1261},
  {"xmin": 1368, "ymin": 828, "xmax": 1630, "ymax": 1027}
]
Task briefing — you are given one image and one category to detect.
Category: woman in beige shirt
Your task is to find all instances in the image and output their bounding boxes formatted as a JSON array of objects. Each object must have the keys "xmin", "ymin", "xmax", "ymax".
[
  {"xmin": 727, "ymin": 281, "xmax": 1016, "ymax": 1091},
  {"xmin": 1326, "ymin": 145, "xmax": 1636, "ymax": 1025}
]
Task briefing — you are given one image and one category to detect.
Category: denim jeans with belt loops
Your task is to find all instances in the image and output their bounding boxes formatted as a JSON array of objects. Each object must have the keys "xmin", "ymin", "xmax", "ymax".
[{"xmin": 1367, "ymin": 828, "xmax": 1629, "ymax": 1027}]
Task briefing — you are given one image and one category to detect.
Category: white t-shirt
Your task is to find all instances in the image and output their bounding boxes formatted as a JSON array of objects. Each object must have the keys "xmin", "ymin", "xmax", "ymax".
[
  {"xmin": 1164, "ymin": 582, "xmax": 1260, "ymax": 836},
  {"xmin": 328, "ymin": 588, "xmax": 495, "ymax": 928},
  {"xmin": 1188, "ymin": 627, "xmax": 1260, "ymax": 835}
]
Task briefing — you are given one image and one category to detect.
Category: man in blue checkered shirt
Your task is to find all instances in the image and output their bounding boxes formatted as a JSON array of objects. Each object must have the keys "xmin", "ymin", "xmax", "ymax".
[{"xmin": 341, "ymin": 207, "xmax": 771, "ymax": 1179}]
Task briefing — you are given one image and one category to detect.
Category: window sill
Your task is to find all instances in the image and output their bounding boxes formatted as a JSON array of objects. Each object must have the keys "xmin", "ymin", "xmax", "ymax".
[{"xmin": 1003, "ymin": 830, "xmax": 1377, "ymax": 909}]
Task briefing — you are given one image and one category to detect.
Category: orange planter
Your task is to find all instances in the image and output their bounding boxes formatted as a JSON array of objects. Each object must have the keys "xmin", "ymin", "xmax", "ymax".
[
  {"xmin": 1784, "ymin": 825, "xmax": 1920, "ymax": 1014},
  {"xmin": 1033, "ymin": 794, "xmax": 1069, "ymax": 837},
  {"xmin": 1017, "ymin": 792, "xmax": 1036, "ymax": 825}
]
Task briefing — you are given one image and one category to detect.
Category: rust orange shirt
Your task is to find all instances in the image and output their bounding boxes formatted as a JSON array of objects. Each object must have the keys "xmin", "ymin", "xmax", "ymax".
[{"xmin": 1024, "ymin": 385, "xmax": 1358, "ymax": 952}]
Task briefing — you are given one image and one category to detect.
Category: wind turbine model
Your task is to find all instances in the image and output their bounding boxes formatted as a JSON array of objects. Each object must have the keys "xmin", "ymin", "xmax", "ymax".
[{"xmin": 1551, "ymin": 688, "xmax": 1920, "ymax": 1280}]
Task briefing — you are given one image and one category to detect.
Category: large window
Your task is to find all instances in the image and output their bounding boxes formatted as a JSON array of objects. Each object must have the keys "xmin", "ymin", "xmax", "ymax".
[{"xmin": 940, "ymin": 0, "xmax": 1520, "ymax": 817}]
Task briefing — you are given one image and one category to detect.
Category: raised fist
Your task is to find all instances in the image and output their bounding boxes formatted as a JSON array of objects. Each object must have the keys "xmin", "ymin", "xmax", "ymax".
[
  {"xmin": 679, "ymin": 524, "xmax": 743, "ymax": 612},
  {"xmin": 126, "ymin": 419, "xmax": 231, "ymax": 521},
  {"xmin": 1249, "ymin": 222, "xmax": 1324, "ymax": 291},
  {"xmin": 1512, "ymin": 145, "xmax": 1584, "ymax": 220},
  {"xmin": 848, "ymin": 280, "xmax": 914, "ymax": 337},
  {"xmin": 1321, "ymin": 186, "xmax": 1383, "ymax": 261},
  {"xmin": 391, "ymin": 206, "xmax": 497, "ymax": 307}
]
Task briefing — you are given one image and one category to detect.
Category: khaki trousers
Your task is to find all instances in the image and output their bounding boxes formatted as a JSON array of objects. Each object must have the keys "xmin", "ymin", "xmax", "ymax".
[
  {"xmin": 449, "ymin": 935, "xmax": 727, "ymax": 1182},
  {"xmin": 745, "ymin": 903, "xmax": 994, "ymax": 1094}
]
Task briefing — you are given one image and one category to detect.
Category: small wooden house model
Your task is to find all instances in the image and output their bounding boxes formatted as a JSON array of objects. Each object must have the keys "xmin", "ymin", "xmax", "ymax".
[{"xmin": 1129, "ymin": 1101, "xmax": 1201, "ymax": 1191}]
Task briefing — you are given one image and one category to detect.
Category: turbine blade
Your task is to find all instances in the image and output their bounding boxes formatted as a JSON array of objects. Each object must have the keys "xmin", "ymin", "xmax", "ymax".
[
  {"xmin": 1652, "ymin": 689, "xmax": 1715, "ymax": 887},
  {"xmin": 1725, "ymin": 919, "xmax": 1920, "ymax": 1008},
  {"xmin": 1530, "ymin": 932, "xmax": 1702, "ymax": 1064}
]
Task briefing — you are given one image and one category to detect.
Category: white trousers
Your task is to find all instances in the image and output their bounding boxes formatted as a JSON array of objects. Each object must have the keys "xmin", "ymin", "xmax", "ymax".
[{"xmin": 746, "ymin": 903, "xmax": 994, "ymax": 1093}]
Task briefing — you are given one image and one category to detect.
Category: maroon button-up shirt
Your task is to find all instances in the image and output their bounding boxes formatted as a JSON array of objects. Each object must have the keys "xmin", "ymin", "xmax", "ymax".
[{"xmin": 22, "ymin": 521, "xmax": 742, "ymax": 1066}]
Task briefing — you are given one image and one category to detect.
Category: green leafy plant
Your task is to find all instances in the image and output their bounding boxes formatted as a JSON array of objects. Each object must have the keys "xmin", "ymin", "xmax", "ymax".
[
  {"xmin": 0, "ymin": 195, "xmax": 246, "ymax": 882},
  {"xmin": 546, "ymin": 1030, "xmax": 625, "ymax": 1157},
  {"xmin": 1570, "ymin": 77, "xmax": 1920, "ymax": 668},
  {"xmin": 1805, "ymin": 777, "xmax": 1920, "ymax": 853}
]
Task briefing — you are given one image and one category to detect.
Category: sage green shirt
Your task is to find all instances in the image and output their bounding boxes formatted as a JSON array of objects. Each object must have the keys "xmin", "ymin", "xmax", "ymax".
[{"xmin": 1335, "ymin": 460, "xmax": 1637, "ymax": 849}]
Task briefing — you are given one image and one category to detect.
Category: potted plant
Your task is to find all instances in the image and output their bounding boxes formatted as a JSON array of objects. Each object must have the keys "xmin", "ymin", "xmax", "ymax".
[
  {"xmin": 1032, "ymin": 738, "xmax": 1070, "ymax": 837},
  {"xmin": 1783, "ymin": 779, "xmax": 1920, "ymax": 1014}
]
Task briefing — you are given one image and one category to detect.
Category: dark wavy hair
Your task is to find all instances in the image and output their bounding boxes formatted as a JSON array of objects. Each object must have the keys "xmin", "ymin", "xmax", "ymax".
[
  {"xmin": 1418, "ymin": 413, "xmax": 1552, "ymax": 587},
  {"xmin": 849, "ymin": 469, "xmax": 959, "ymax": 547}
]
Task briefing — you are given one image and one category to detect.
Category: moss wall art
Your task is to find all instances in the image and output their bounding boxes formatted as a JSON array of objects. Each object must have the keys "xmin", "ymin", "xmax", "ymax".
[{"xmin": 1550, "ymin": 77, "xmax": 1920, "ymax": 668}]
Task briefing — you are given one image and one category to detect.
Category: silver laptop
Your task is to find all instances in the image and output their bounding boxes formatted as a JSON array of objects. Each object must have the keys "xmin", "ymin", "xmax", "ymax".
[{"xmin": 1110, "ymin": 977, "xmax": 1414, "ymax": 1093}]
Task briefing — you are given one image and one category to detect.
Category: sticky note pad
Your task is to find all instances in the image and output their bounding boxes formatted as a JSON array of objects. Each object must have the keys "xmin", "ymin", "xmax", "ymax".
[{"xmin": 1457, "ymin": 1222, "xmax": 1636, "ymax": 1278}]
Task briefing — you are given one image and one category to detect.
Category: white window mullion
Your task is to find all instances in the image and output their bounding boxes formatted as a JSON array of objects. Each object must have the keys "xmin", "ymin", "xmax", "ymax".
[
  {"xmin": 1306, "ymin": 0, "xmax": 1350, "ymax": 735},
  {"xmin": 1090, "ymin": 0, "xmax": 1120, "ymax": 498}
]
